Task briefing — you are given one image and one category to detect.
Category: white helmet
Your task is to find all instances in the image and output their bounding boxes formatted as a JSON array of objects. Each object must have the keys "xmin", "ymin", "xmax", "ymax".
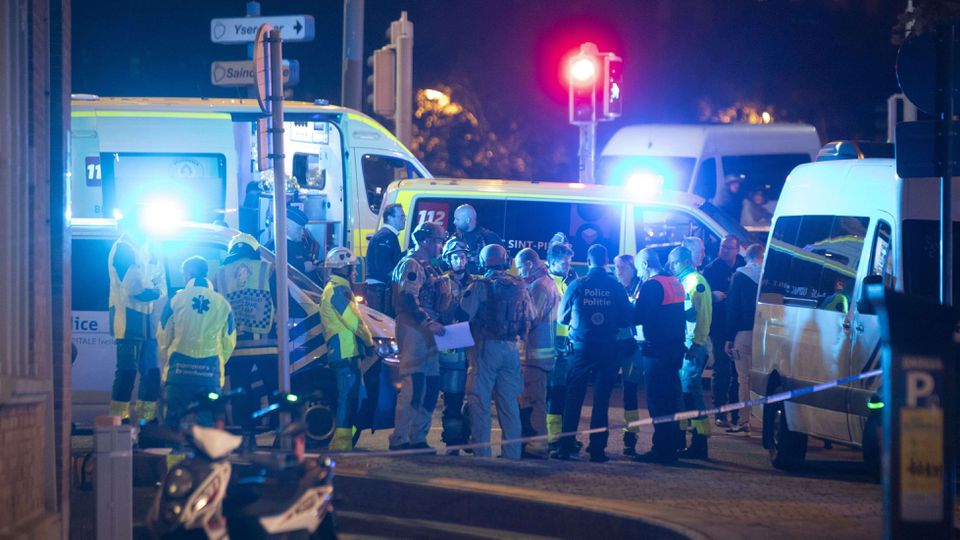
[{"xmin": 324, "ymin": 247, "xmax": 357, "ymax": 269}]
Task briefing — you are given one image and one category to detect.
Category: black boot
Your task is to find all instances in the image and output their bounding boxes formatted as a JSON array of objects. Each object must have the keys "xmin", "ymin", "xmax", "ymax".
[
  {"xmin": 623, "ymin": 431, "xmax": 638, "ymax": 456},
  {"xmin": 677, "ymin": 433, "xmax": 709, "ymax": 460}
]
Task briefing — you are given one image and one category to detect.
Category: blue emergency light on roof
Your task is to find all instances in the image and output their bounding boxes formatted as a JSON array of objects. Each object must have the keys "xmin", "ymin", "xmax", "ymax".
[
  {"xmin": 314, "ymin": 99, "xmax": 330, "ymax": 106},
  {"xmin": 625, "ymin": 171, "xmax": 664, "ymax": 199}
]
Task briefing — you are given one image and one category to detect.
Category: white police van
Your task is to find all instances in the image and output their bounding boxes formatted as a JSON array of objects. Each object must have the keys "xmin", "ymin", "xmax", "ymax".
[
  {"xmin": 753, "ymin": 157, "xmax": 951, "ymax": 471},
  {"xmin": 70, "ymin": 218, "xmax": 396, "ymax": 427}
]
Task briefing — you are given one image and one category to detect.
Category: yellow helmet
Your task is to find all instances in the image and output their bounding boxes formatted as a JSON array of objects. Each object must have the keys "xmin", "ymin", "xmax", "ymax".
[{"xmin": 228, "ymin": 233, "xmax": 260, "ymax": 253}]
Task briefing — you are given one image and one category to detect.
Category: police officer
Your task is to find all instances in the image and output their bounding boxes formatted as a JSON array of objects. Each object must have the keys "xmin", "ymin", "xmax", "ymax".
[
  {"xmin": 667, "ymin": 245, "xmax": 713, "ymax": 460},
  {"xmin": 452, "ymin": 204, "xmax": 503, "ymax": 275},
  {"xmin": 365, "ymin": 203, "xmax": 405, "ymax": 314},
  {"xmin": 515, "ymin": 248, "xmax": 558, "ymax": 459},
  {"xmin": 632, "ymin": 249, "xmax": 686, "ymax": 463},
  {"xmin": 437, "ymin": 238, "xmax": 474, "ymax": 448},
  {"xmin": 108, "ymin": 215, "xmax": 164, "ymax": 422},
  {"xmin": 460, "ymin": 244, "xmax": 533, "ymax": 459},
  {"xmin": 555, "ymin": 244, "xmax": 632, "ymax": 462},
  {"xmin": 158, "ymin": 257, "xmax": 236, "ymax": 428},
  {"xmin": 389, "ymin": 222, "xmax": 448, "ymax": 450},
  {"xmin": 545, "ymin": 242, "xmax": 575, "ymax": 450},
  {"xmin": 213, "ymin": 233, "xmax": 277, "ymax": 428},
  {"xmin": 320, "ymin": 247, "xmax": 375, "ymax": 451}
]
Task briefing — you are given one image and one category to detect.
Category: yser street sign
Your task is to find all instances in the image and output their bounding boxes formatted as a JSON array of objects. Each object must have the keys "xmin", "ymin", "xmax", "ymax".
[
  {"xmin": 210, "ymin": 15, "xmax": 315, "ymax": 44},
  {"xmin": 210, "ymin": 59, "xmax": 299, "ymax": 87}
]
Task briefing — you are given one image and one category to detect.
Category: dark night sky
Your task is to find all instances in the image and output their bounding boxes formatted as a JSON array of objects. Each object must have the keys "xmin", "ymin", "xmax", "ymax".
[{"xmin": 72, "ymin": 0, "xmax": 905, "ymax": 175}]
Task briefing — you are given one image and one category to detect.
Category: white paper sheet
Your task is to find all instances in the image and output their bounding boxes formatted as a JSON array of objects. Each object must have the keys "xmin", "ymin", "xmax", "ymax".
[{"xmin": 433, "ymin": 321, "xmax": 475, "ymax": 350}]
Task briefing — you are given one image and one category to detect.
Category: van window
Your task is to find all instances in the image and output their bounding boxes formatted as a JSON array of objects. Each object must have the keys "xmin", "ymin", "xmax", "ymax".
[
  {"xmin": 693, "ymin": 158, "xmax": 717, "ymax": 200},
  {"xmin": 869, "ymin": 221, "xmax": 894, "ymax": 287},
  {"xmin": 902, "ymin": 220, "xmax": 960, "ymax": 305},
  {"xmin": 759, "ymin": 215, "xmax": 868, "ymax": 311},
  {"xmin": 504, "ymin": 200, "xmax": 622, "ymax": 262},
  {"xmin": 72, "ymin": 238, "xmax": 112, "ymax": 311},
  {"xmin": 362, "ymin": 154, "xmax": 423, "ymax": 214},
  {"xmin": 597, "ymin": 155, "xmax": 697, "ymax": 191},
  {"xmin": 634, "ymin": 207, "xmax": 721, "ymax": 264},
  {"xmin": 721, "ymin": 154, "xmax": 810, "ymax": 200},
  {"xmin": 162, "ymin": 241, "xmax": 228, "ymax": 294},
  {"xmin": 292, "ymin": 153, "xmax": 325, "ymax": 190},
  {"xmin": 411, "ymin": 197, "xmax": 506, "ymax": 245}
]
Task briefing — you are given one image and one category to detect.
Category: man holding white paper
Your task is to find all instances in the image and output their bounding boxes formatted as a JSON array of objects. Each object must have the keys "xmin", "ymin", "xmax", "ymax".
[
  {"xmin": 515, "ymin": 248, "xmax": 559, "ymax": 459},
  {"xmin": 437, "ymin": 238, "xmax": 476, "ymax": 448}
]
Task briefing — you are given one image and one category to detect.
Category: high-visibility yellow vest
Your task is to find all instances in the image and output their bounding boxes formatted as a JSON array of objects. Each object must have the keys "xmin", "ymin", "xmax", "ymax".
[
  {"xmin": 108, "ymin": 236, "xmax": 161, "ymax": 339},
  {"xmin": 158, "ymin": 278, "xmax": 237, "ymax": 387},
  {"xmin": 214, "ymin": 258, "xmax": 275, "ymax": 336},
  {"xmin": 550, "ymin": 272, "xmax": 569, "ymax": 338},
  {"xmin": 320, "ymin": 274, "xmax": 374, "ymax": 362},
  {"xmin": 677, "ymin": 267, "xmax": 712, "ymax": 347}
]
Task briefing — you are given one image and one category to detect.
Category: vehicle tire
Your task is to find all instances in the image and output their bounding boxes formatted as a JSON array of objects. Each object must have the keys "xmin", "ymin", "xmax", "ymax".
[
  {"xmin": 862, "ymin": 410, "xmax": 882, "ymax": 481},
  {"xmin": 313, "ymin": 510, "xmax": 338, "ymax": 540},
  {"xmin": 765, "ymin": 400, "xmax": 807, "ymax": 471}
]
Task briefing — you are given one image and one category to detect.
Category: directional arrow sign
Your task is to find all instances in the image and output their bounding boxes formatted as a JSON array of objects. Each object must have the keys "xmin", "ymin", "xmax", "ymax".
[
  {"xmin": 211, "ymin": 60, "xmax": 300, "ymax": 87},
  {"xmin": 210, "ymin": 15, "xmax": 315, "ymax": 44}
]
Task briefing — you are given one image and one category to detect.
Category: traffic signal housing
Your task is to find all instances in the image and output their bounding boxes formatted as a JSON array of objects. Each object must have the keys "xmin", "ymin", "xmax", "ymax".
[
  {"xmin": 367, "ymin": 45, "xmax": 396, "ymax": 118},
  {"xmin": 602, "ymin": 54, "xmax": 623, "ymax": 120},
  {"xmin": 568, "ymin": 49, "xmax": 599, "ymax": 124}
]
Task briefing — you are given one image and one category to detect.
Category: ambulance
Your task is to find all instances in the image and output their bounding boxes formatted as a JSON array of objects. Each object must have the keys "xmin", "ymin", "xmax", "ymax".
[{"xmin": 69, "ymin": 95, "xmax": 431, "ymax": 259}]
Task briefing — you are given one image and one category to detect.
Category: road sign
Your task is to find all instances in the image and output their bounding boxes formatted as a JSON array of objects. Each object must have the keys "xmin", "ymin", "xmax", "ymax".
[
  {"xmin": 895, "ymin": 121, "xmax": 960, "ymax": 178},
  {"xmin": 897, "ymin": 29, "xmax": 960, "ymax": 115},
  {"xmin": 210, "ymin": 59, "xmax": 299, "ymax": 87},
  {"xmin": 211, "ymin": 15, "xmax": 314, "ymax": 44}
]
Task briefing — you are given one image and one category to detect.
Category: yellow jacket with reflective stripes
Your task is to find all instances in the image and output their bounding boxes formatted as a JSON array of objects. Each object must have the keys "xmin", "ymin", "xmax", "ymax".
[
  {"xmin": 320, "ymin": 274, "xmax": 374, "ymax": 362},
  {"xmin": 213, "ymin": 257, "xmax": 275, "ymax": 337},
  {"xmin": 677, "ymin": 267, "xmax": 712, "ymax": 347},
  {"xmin": 108, "ymin": 235, "xmax": 163, "ymax": 339},
  {"xmin": 158, "ymin": 278, "xmax": 236, "ymax": 386},
  {"xmin": 549, "ymin": 272, "xmax": 569, "ymax": 338}
]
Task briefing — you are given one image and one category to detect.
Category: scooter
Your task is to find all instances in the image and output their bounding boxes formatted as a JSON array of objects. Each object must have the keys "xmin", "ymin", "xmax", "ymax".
[{"xmin": 146, "ymin": 391, "xmax": 338, "ymax": 540}]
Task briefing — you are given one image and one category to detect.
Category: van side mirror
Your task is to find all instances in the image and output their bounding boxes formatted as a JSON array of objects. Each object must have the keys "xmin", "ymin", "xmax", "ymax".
[{"xmin": 857, "ymin": 275, "xmax": 884, "ymax": 315}]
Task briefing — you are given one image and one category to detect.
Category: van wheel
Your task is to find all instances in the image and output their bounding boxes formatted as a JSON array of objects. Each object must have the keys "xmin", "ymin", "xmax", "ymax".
[
  {"xmin": 765, "ymin": 401, "xmax": 807, "ymax": 470},
  {"xmin": 862, "ymin": 410, "xmax": 882, "ymax": 481}
]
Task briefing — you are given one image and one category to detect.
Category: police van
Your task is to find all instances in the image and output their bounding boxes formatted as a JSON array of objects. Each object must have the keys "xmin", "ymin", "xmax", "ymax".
[
  {"xmin": 70, "ymin": 96, "xmax": 430, "ymax": 260},
  {"xmin": 71, "ymin": 218, "xmax": 397, "ymax": 427},
  {"xmin": 753, "ymin": 158, "xmax": 950, "ymax": 471},
  {"xmin": 380, "ymin": 178, "xmax": 758, "ymax": 270},
  {"xmin": 599, "ymin": 123, "xmax": 820, "ymax": 210}
]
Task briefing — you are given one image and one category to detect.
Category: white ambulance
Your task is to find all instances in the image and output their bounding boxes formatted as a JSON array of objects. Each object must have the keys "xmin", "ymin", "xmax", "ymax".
[
  {"xmin": 69, "ymin": 96, "xmax": 430, "ymax": 258},
  {"xmin": 753, "ymin": 157, "xmax": 951, "ymax": 471}
]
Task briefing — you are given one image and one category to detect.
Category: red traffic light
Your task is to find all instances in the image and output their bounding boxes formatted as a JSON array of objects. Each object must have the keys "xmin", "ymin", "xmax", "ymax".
[{"xmin": 570, "ymin": 56, "xmax": 597, "ymax": 83}]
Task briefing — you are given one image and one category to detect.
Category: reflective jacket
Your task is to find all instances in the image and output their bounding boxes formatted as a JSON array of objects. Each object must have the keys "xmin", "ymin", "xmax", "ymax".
[
  {"xmin": 676, "ymin": 266, "xmax": 712, "ymax": 347},
  {"xmin": 634, "ymin": 273, "xmax": 687, "ymax": 359},
  {"xmin": 108, "ymin": 235, "xmax": 162, "ymax": 340},
  {"xmin": 320, "ymin": 274, "xmax": 374, "ymax": 362},
  {"xmin": 549, "ymin": 272, "xmax": 570, "ymax": 339},
  {"xmin": 523, "ymin": 265, "xmax": 559, "ymax": 368},
  {"xmin": 159, "ymin": 278, "xmax": 236, "ymax": 388},
  {"xmin": 214, "ymin": 257, "xmax": 275, "ymax": 335}
]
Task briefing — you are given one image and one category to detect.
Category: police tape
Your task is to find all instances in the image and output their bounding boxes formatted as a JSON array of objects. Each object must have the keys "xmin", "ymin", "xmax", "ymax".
[{"xmin": 323, "ymin": 368, "xmax": 884, "ymax": 458}]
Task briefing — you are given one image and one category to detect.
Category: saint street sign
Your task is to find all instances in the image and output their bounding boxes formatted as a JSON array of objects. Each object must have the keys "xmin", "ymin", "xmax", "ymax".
[
  {"xmin": 210, "ymin": 59, "xmax": 299, "ymax": 88},
  {"xmin": 210, "ymin": 15, "xmax": 315, "ymax": 44}
]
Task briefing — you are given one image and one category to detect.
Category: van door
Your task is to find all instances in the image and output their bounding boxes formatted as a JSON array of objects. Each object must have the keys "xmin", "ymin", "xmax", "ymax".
[
  {"xmin": 71, "ymin": 123, "xmax": 105, "ymax": 218},
  {"xmin": 846, "ymin": 217, "xmax": 893, "ymax": 445},
  {"xmin": 757, "ymin": 214, "xmax": 869, "ymax": 443},
  {"xmin": 353, "ymin": 150, "xmax": 425, "ymax": 257}
]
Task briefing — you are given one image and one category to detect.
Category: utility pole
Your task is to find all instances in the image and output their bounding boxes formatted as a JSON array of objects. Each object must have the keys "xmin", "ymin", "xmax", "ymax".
[
  {"xmin": 341, "ymin": 0, "xmax": 365, "ymax": 109},
  {"xmin": 391, "ymin": 12, "xmax": 414, "ymax": 148}
]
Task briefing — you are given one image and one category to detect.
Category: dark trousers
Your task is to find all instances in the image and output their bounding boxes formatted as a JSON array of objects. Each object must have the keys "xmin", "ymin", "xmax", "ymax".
[
  {"xmin": 643, "ymin": 353, "xmax": 682, "ymax": 455},
  {"xmin": 226, "ymin": 354, "xmax": 278, "ymax": 427},
  {"xmin": 711, "ymin": 337, "xmax": 739, "ymax": 421},
  {"xmin": 111, "ymin": 339, "xmax": 161, "ymax": 403},
  {"xmin": 560, "ymin": 342, "xmax": 619, "ymax": 454}
]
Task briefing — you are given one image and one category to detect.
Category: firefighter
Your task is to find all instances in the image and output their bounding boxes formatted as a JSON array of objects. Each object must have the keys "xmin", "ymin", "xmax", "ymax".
[
  {"xmin": 213, "ymin": 233, "xmax": 277, "ymax": 429},
  {"xmin": 554, "ymin": 244, "xmax": 632, "ymax": 462},
  {"xmin": 515, "ymin": 248, "xmax": 558, "ymax": 459},
  {"xmin": 460, "ymin": 244, "xmax": 533, "ymax": 459},
  {"xmin": 107, "ymin": 215, "xmax": 164, "ymax": 422},
  {"xmin": 545, "ymin": 242, "xmax": 575, "ymax": 451},
  {"xmin": 437, "ymin": 237, "xmax": 474, "ymax": 449},
  {"xmin": 158, "ymin": 257, "xmax": 236, "ymax": 428},
  {"xmin": 632, "ymin": 249, "xmax": 685, "ymax": 463},
  {"xmin": 320, "ymin": 247, "xmax": 375, "ymax": 451},
  {"xmin": 389, "ymin": 222, "xmax": 448, "ymax": 450},
  {"xmin": 667, "ymin": 245, "xmax": 713, "ymax": 460}
]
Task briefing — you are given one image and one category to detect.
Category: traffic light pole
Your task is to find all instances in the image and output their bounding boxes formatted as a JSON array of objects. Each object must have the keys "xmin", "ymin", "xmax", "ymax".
[
  {"xmin": 340, "ymin": 0, "xmax": 364, "ymax": 110},
  {"xmin": 579, "ymin": 122, "xmax": 596, "ymax": 184},
  {"xmin": 390, "ymin": 12, "xmax": 413, "ymax": 148}
]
